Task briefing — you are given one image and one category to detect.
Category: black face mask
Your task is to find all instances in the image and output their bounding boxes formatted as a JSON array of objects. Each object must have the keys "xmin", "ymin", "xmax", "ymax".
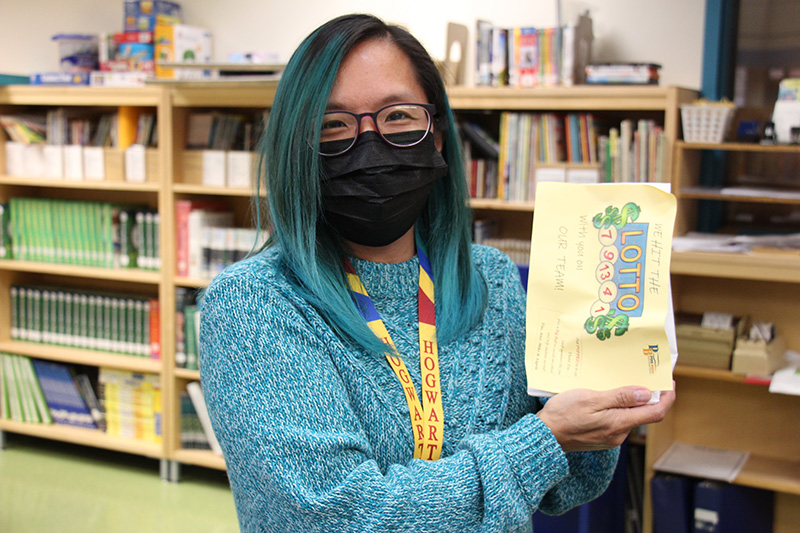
[{"xmin": 320, "ymin": 131, "xmax": 448, "ymax": 247}]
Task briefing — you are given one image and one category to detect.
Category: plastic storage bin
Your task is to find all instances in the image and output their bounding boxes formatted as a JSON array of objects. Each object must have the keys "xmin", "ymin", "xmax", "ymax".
[{"xmin": 681, "ymin": 100, "xmax": 735, "ymax": 144}]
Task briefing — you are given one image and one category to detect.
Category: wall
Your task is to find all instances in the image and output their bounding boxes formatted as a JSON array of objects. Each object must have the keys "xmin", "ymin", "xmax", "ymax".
[{"xmin": 0, "ymin": 0, "xmax": 706, "ymax": 89}]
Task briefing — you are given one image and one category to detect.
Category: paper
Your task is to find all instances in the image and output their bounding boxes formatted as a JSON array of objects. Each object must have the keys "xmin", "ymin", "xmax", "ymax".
[
  {"xmin": 769, "ymin": 366, "xmax": 800, "ymax": 396},
  {"xmin": 525, "ymin": 182, "xmax": 677, "ymax": 398},
  {"xmin": 653, "ymin": 442, "xmax": 750, "ymax": 483}
]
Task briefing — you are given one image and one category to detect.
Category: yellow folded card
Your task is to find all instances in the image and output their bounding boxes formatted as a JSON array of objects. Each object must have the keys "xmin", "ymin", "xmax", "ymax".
[{"xmin": 525, "ymin": 182, "xmax": 677, "ymax": 398}]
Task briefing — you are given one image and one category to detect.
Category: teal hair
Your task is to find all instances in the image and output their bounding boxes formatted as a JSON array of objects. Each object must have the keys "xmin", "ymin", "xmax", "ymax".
[{"xmin": 254, "ymin": 14, "xmax": 486, "ymax": 355}]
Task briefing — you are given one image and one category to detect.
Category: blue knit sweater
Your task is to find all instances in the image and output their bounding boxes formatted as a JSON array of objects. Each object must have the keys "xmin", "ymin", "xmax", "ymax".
[{"xmin": 199, "ymin": 244, "xmax": 618, "ymax": 532}]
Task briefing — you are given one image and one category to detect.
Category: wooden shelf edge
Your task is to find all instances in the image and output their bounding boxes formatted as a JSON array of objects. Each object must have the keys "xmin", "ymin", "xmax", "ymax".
[
  {"xmin": 0, "ymin": 418, "xmax": 164, "ymax": 458},
  {"xmin": 0, "ymin": 340, "xmax": 162, "ymax": 373},
  {"xmin": 671, "ymin": 250, "xmax": 800, "ymax": 283},
  {"xmin": 673, "ymin": 365, "xmax": 746, "ymax": 383},
  {"xmin": 469, "ymin": 198, "xmax": 535, "ymax": 212},
  {"xmin": 172, "ymin": 448, "xmax": 226, "ymax": 470},
  {"xmin": 174, "ymin": 368, "xmax": 201, "ymax": 380},
  {"xmin": 737, "ymin": 455, "xmax": 800, "ymax": 495},
  {"xmin": 676, "ymin": 140, "xmax": 800, "ymax": 153},
  {"xmin": 173, "ymin": 183, "xmax": 252, "ymax": 197},
  {"xmin": 0, "ymin": 175, "xmax": 161, "ymax": 191},
  {"xmin": 0, "ymin": 260, "xmax": 162, "ymax": 283}
]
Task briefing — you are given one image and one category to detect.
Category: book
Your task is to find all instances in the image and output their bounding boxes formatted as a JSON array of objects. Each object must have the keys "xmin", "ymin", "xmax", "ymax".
[
  {"xmin": 525, "ymin": 183, "xmax": 678, "ymax": 399},
  {"xmin": 74, "ymin": 372, "xmax": 106, "ymax": 431},
  {"xmin": 99, "ymin": 368, "xmax": 162, "ymax": 442},
  {"xmin": 186, "ymin": 381, "xmax": 222, "ymax": 456},
  {"xmin": 31, "ymin": 359, "xmax": 97, "ymax": 429},
  {"xmin": 29, "ymin": 72, "xmax": 91, "ymax": 86}
]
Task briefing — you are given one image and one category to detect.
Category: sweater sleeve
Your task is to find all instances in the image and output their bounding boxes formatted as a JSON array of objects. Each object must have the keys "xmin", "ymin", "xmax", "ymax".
[
  {"xmin": 199, "ymin": 270, "xmax": 571, "ymax": 533},
  {"xmin": 486, "ymin": 247, "xmax": 621, "ymax": 516}
]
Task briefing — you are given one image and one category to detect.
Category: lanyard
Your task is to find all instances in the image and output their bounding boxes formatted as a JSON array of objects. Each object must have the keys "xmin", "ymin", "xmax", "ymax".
[{"xmin": 343, "ymin": 246, "xmax": 443, "ymax": 461}]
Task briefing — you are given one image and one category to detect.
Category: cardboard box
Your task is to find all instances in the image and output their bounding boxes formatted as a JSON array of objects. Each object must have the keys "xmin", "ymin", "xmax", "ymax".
[
  {"xmin": 154, "ymin": 24, "xmax": 212, "ymax": 80},
  {"xmin": 124, "ymin": 0, "xmax": 182, "ymax": 32},
  {"xmin": 732, "ymin": 335, "xmax": 787, "ymax": 376}
]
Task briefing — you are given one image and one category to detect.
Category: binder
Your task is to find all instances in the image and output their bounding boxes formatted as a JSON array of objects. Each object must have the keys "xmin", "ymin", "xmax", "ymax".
[
  {"xmin": 693, "ymin": 480, "xmax": 773, "ymax": 532},
  {"xmin": 651, "ymin": 474, "xmax": 694, "ymax": 533}
]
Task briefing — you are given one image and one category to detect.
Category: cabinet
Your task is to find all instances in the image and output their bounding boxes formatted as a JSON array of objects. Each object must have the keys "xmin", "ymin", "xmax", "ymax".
[
  {"xmin": 642, "ymin": 141, "xmax": 800, "ymax": 532},
  {"xmin": 1, "ymin": 85, "xmax": 707, "ymax": 495}
]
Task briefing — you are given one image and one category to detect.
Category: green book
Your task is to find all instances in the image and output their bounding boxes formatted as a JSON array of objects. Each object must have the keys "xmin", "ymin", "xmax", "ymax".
[
  {"xmin": 20, "ymin": 355, "xmax": 52, "ymax": 424},
  {"xmin": 11, "ymin": 354, "xmax": 37, "ymax": 422},
  {"xmin": 28, "ymin": 199, "xmax": 43, "ymax": 262},
  {"xmin": 10, "ymin": 286, "xmax": 20, "ymax": 340},
  {"xmin": 117, "ymin": 209, "xmax": 137, "ymax": 268},
  {"xmin": 101, "ymin": 296, "xmax": 113, "ymax": 352},
  {"xmin": 41, "ymin": 289, "xmax": 53, "ymax": 344},
  {"xmin": 3, "ymin": 355, "xmax": 22, "ymax": 422},
  {"xmin": 8, "ymin": 199, "xmax": 20, "ymax": 260},
  {"xmin": 125, "ymin": 297, "xmax": 137, "ymax": 356},
  {"xmin": 87, "ymin": 295, "xmax": 98, "ymax": 350},
  {"xmin": 32, "ymin": 287, "xmax": 42, "ymax": 343},
  {"xmin": 64, "ymin": 292, "xmax": 75, "ymax": 347},
  {"xmin": 143, "ymin": 211, "xmax": 155, "ymax": 270},
  {"xmin": 110, "ymin": 297, "xmax": 121, "ymax": 353},
  {"xmin": 184, "ymin": 304, "xmax": 198, "ymax": 371},
  {"xmin": 0, "ymin": 203, "xmax": 12, "ymax": 259},
  {"xmin": 152, "ymin": 212, "xmax": 161, "ymax": 270},
  {"xmin": 135, "ymin": 210, "xmax": 148, "ymax": 269},
  {"xmin": 0, "ymin": 353, "xmax": 8, "ymax": 420}
]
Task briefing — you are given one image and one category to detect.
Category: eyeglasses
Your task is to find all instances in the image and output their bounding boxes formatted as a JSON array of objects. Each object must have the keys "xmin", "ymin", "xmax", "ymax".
[{"xmin": 318, "ymin": 102, "xmax": 436, "ymax": 156}]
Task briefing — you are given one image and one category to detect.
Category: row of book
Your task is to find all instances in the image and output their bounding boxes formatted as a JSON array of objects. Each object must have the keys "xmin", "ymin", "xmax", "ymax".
[
  {"xmin": 462, "ymin": 114, "xmax": 669, "ymax": 202},
  {"xmin": 10, "ymin": 285, "xmax": 161, "ymax": 359},
  {"xmin": 2, "ymin": 199, "xmax": 161, "ymax": 270},
  {"xmin": 475, "ymin": 13, "xmax": 593, "ymax": 88},
  {"xmin": 186, "ymin": 110, "xmax": 268, "ymax": 152},
  {"xmin": 601, "ymin": 118, "xmax": 668, "ymax": 184},
  {"xmin": 176, "ymin": 199, "xmax": 267, "ymax": 279}
]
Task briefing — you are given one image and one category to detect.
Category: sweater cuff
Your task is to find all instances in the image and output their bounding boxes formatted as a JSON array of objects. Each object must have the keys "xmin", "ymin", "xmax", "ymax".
[{"xmin": 497, "ymin": 413, "xmax": 569, "ymax": 505}]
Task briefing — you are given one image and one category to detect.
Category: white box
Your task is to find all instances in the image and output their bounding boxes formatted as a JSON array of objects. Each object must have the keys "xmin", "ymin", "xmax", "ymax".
[
  {"xmin": 5, "ymin": 141, "xmax": 25, "ymax": 176},
  {"xmin": 23, "ymin": 143, "xmax": 45, "ymax": 177},
  {"xmin": 566, "ymin": 167, "xmax": 600, "ymax": 184},
  {"xmin": 226, "ymin": 150, "xmax": 254, "ymax": 189},
  {"xmin": 201, "ymin": 150, "xmax": 226, "ymax": 187},
  {"xmin": 125, "ymin": 144, "xmax": 147, "ymax": 183},
  {"xmin": 43, "ymin": 145, "xmax": 65, "ymax": 178},
  {"xmin": 64, "ymin": 145, "xmax": 84, "ymax": 180},
  {"xmin": 83, "ymin": 146, "xmax": 106, "ymax": 180}
]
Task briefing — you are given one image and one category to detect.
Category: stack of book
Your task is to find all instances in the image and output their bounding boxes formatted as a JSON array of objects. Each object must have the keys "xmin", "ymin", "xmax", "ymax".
[
  {"xmin": 10, "ymin": 285, "xmax": 161, "ymax": 359},
  {"xmin": 99, "ymin": 368, "xmax": 162, "ymax": 443}
]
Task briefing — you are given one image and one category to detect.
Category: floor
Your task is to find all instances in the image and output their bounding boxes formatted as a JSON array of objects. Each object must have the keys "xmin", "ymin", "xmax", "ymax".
[{"xmin": 0, "ymin": 433, "xmax": 239, "ymax": 533}]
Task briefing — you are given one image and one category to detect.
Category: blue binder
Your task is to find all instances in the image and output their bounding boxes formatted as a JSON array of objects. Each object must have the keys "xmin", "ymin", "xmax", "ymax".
[
  {"xmin": 693, "ymin": 480, "xmax": 773, "ymax": 532},
  {"xmin": 651, "ymin": 474, "xmax": 694, "ymax": 533}
]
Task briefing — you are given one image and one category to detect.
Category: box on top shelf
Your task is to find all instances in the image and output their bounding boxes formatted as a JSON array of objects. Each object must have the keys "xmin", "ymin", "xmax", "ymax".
[
  {"xmin": 124, "ymin": 0, "xmax": 182, "ymax": 32},
  {"xmin": 52, "ymin": 34, "xmax": 99, "ymax": 73},
  {"xmin": 154, "ymin": 24, "xmax": 212, "ymax": 80}
]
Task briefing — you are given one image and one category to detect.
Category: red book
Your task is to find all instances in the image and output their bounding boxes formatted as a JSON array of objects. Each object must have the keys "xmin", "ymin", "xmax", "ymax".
[
  {"xmin": 175, "ymin": 199, "xmax": 226, "ymax": 277},
  {"xmin": 149, "ymin": 298, "xmax": 161, "ymax": 359}
]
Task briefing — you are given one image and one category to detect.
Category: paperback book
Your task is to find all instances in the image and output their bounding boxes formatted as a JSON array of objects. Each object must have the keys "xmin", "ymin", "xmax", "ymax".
[{"xmin": 525, "ymin": 182, "xmax": 678, "ymax": 400}]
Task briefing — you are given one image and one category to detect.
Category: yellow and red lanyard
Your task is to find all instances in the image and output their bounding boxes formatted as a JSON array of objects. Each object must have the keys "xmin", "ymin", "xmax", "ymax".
[{"xmin": 343, "ymin": 246, "xmax": 443, "ymax": 461}]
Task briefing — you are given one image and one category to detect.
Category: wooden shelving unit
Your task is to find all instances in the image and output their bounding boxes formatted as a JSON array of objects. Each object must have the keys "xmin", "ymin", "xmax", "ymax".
[
  {"xmin": 640, "ymin": 138, "xmax": 800, "ymax": 533},
  {"xmin": 20, "ymin": 85, "xmax": 786, "ymax": 522}
]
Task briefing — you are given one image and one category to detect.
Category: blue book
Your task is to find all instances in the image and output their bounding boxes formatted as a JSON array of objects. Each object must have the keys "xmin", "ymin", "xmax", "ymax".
[
  {"xmin": 31, "ymin": 359, "xmax": 97, "ymax": 429},
  {"xmin": 693, "ymin": 480, "xmax": 773, "ymax": 532},
  {"xmin": 652, "ymin": 474, "xmax": 694, "ymax": 533},
  {"xmin": 29, "ymin": 72, "xmax": 91, "ymax": 86}
]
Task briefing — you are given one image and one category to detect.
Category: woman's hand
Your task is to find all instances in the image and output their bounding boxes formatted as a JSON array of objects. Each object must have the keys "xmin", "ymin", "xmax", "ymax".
[{"xmin": 536, "ymin": 384, "xmax": 676, "ymax": 452}]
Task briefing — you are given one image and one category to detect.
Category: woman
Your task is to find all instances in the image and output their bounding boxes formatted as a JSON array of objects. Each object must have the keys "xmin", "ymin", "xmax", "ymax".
[{"xmin": 199, "ymin": 14, "xmax": 674, "ymax": 532}]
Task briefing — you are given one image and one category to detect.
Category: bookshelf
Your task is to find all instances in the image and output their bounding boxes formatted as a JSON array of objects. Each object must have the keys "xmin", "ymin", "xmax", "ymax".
[
  {"xmin": 641, "ymin": 140, "xmax": 800, "ymax": 532},
  {"xmin": 3, "ymin": 86, "xmax": 729, "ymax": 496}
]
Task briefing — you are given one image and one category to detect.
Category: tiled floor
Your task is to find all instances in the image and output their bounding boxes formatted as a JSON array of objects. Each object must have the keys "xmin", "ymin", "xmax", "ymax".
[{"xmin": 0, "ymin": 434, "xmax": 238, "ymax": 532}]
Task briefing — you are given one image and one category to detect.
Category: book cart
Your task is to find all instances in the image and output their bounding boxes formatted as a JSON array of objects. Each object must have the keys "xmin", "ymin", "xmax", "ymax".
[{"xmin": 14, "ymin": 85, "xmax": 797, "ymax": 533}]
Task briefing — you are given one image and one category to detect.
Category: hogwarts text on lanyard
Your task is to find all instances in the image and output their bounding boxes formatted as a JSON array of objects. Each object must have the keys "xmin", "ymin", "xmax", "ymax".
[{"xmin": 343, "ymin": 246, "xmax": 443, "ymax": 461}]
